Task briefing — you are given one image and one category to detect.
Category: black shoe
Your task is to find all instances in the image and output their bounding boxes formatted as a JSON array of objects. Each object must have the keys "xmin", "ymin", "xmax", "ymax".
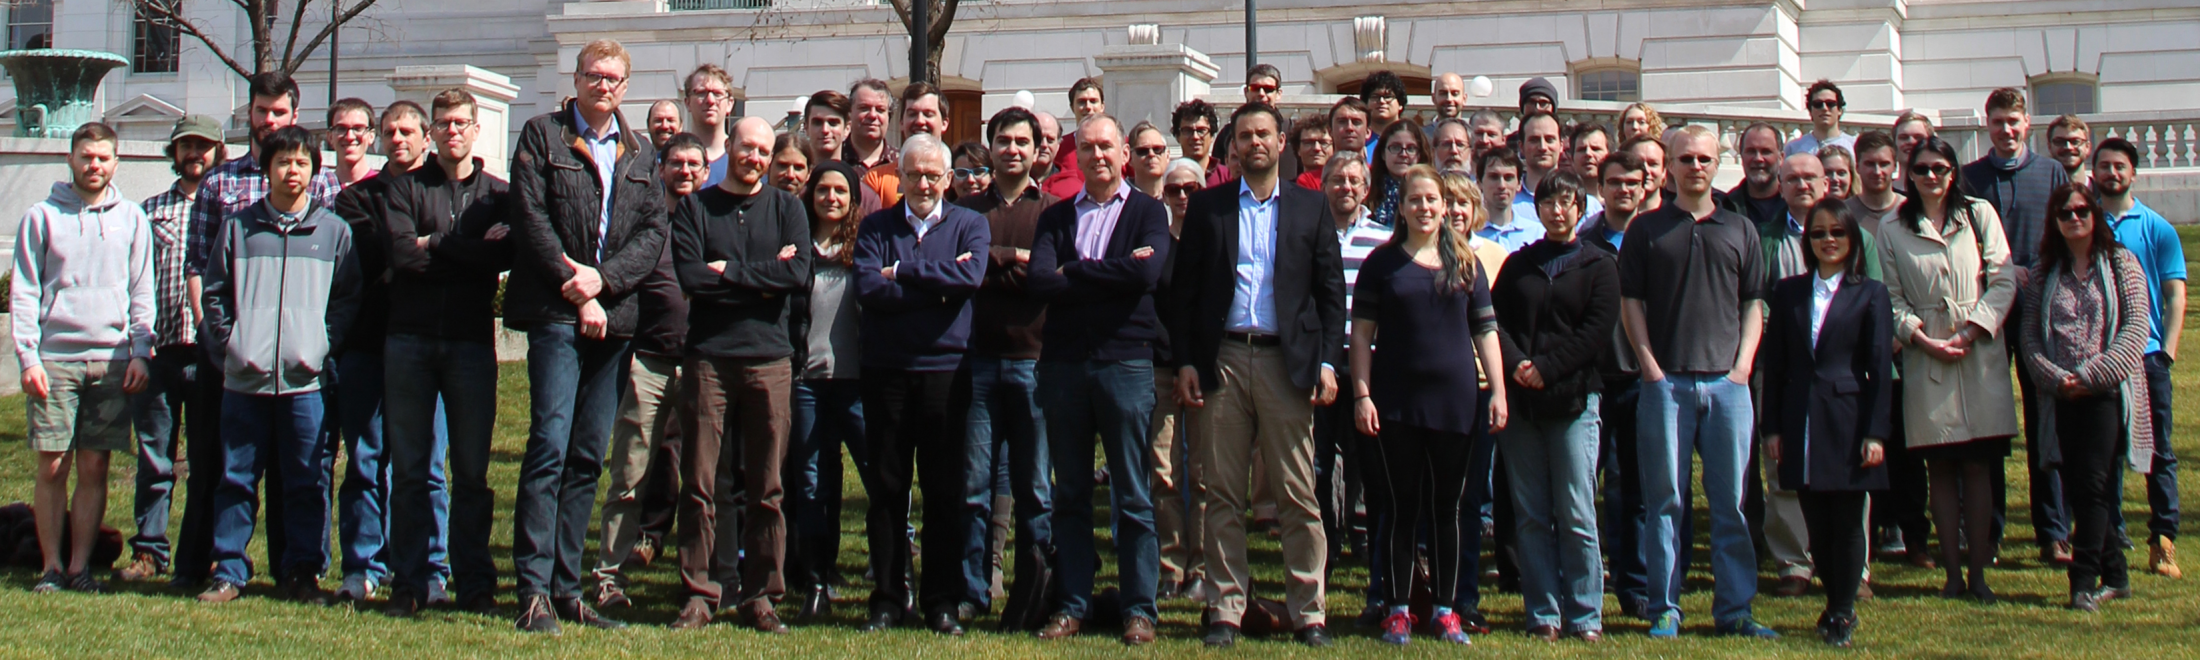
[
  {"xmin": 515, "ymin": 595, "xmax": 563, "ymax": 635},
  {"xmin": 928, "ymin": 609, "xmax": 965, "ymax": 636},
  {"xmin": 2070, "ymin": 589, "xmax": 2100, "ymax": 612},
  {"xmin": 380, "ymin": 586, "xmax": 423, "ymax": 617},
  {"xmin": 1938, "ymin": 575, "xmax": 1967, "ymax": 599},
  {"xmin": 1817, "ymin": 612, "xmax": 1856, "ymax": 647},
  {"xmin": 1204, "ymin": 621, "xmax": 1240, "ymax": 647},
  {"xmin": 283, "ymin": 571, "xmax": 328, "ymax": 605},
  {"xmin": 65, "ymin": 571, "xmax": 106, "ymax": 594},
  {"xmin": 31, "ymin": 570, "xmax": 65, "ymax": 594},
  {"xmin": 1459, "ymin": 609, "xmax": 1492, "ymax": 634},
  {"xmin": 1296, "ymin": 623, "xmax": 1331, "ymax": 648},
  {"xmin": 460, "ymin": 592, "xmax": 502, "ymax": 617},
  {"xmin": 860, "ymin": 607, "xmax": 899, "ymax": 632},
  {"xmin": 556, "ymin": 597, "xmax": 628, "ymax": 630},
  {"xmin": 1354, "ymin": 603, "xmax": 1386, "ymax": 628},
  {"xmin": 796, "ymin": 586, "xmax": 831, "ymax": 621}
]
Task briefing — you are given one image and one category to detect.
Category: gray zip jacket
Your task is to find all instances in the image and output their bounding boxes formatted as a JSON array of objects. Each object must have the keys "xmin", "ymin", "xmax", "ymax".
[{"xmin": 202, "ymin": 197, "xmax": 362, "ymax": 395}]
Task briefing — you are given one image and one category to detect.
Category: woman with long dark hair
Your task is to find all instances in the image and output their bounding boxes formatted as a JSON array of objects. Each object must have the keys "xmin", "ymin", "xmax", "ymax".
[
  {"xmin": 1349, "ymin": 164, "xmax": 1509, "ymax": 646},
  {"xmin": 2020, "ymin": 182, "xmax": 2154, "ymax": 612},
  {"xmin": 1875, "ymin": 136, "xmax": 2019, "ymax": 602},
  {"xmin": 1490, "ymin": 171, "xmax": 1618, "ymax": 642},
  {"xmin": 1367, "ymin": 119, "xmax": 1429, "ymax": 227},
  {"xmin": 782, "ymin": 160, "xmax": 871, "ymax": 619},
  {"xmin": 1762, "ymin": 200, "xmax": 1893, "ymax": 646}
]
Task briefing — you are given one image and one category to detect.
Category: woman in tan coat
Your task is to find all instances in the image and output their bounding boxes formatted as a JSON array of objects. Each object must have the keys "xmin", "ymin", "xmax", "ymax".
[{"xmin": 1875, "ymin": 136, "xmax": 2019, "ymax": 603}]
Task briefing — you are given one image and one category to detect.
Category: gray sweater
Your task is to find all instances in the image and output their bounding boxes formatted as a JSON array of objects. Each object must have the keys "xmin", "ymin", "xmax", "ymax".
[{"xmin": 10, "ymin": 182, "xmax": 156, "ymax": 368}]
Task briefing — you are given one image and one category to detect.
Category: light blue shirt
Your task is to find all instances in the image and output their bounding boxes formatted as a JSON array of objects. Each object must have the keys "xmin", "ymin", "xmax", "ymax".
[
  {"xmin": 574, "ymin": 108, "xmax": 621, "ymax": 260},
  {"xmin": 703, "ymin": 152, "xmax": 729, "ymax": 189},
  {"xmin": 1785, "ymin": 131, "xmax": 1856, "ymax": 157},
  {"xmin": 2108, "ymin": 199, "xmax": 2188, "ymax": 355},
  {"xmin": 1227, "ymin": 181, "xmax": 1280, "ymax": 334}
]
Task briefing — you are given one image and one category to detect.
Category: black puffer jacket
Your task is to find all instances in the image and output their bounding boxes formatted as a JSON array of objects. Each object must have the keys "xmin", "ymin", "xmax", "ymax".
[{"xmin": 504, "ymin": 99, "xmax": 666, "ymax": 336}]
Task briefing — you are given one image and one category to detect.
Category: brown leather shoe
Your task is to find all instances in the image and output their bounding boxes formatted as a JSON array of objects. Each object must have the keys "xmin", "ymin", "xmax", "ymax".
[
  {"xmin": 2048, "ymin": 540, "xmax": 2075, "ymax": 565},
  {"xmin": 197, "ymin": 581, "xmax": 242, "ymax": 603},
  {"xmin": 1122, "ymin": 615, "xmax": 1156, "ymax": 646},
  {"xmin": 117, "ymin": 553, "xmax": 162, "ymax": 582},
  {"xmin": 594, "ymin": 581, "xmax": 630, "ymax": 609},
  {"xmin": 1775, "ymin": 575, "xmax": 1810, "ymax": 597},
  {"xmin": 670, "ymin": 598, "xmax": 714, "ymax": 631},
  {"xmin": 2151, "ymin": 537, "xmax": 2183, "ymax": 578},
  {"xmin": 1036, "ymin": 613, "xmax": 1081, "ymax": 639},
  {"xmin": 743, "ymin": 601, "xmax": 790, "ymax": 634}
]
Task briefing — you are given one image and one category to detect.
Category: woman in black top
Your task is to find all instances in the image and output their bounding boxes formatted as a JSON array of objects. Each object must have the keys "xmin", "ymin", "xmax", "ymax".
[
  {"xmin": 1490, "ymin": 172, "xmax": 1619, "ymax": 642},
  {"xmin": 1763, "ymin": 201, "xmax": 1892, "ymax": 646},
  {"xmin": 1350, "ymin": 164, "xmax": 1508, "ymax": 646}
]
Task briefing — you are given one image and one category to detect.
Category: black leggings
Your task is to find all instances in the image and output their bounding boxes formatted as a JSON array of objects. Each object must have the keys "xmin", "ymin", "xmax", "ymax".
[
  {"xmin": 2058, "ymin": 394, "xmax": 2129, "ymax": 593},
  {"xmin": 1368, "ymin": 423, "xmax": 1476, "ymax": 606},
  {"xmin": 1799, "ymin": 490, "xmax": 1868, "ymax": 617}
]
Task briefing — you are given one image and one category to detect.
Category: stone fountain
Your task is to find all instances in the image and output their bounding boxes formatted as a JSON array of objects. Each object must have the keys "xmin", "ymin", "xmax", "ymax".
[{"xmin": 0, "ymin": 49, "xmax": 129, "ymax": 139}]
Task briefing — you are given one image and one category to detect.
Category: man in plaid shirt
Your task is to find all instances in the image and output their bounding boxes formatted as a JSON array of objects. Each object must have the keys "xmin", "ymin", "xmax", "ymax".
[{"xmin": 171, "ymin": 72, "xmax": 342, "ymax": 590}]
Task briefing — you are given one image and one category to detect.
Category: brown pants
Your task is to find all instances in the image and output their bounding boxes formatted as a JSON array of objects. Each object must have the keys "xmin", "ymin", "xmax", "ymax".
[
  {"xmin": 678, "ymin": 355, "xmax": 793, "ymax": 608},
  {"xmin": 1151, "ymin": 370, "xmax": 1207, "ymax": 587},
  {"xmin": 1199, "ymin": 341, "xmax": 1327, "ymax": 628}
]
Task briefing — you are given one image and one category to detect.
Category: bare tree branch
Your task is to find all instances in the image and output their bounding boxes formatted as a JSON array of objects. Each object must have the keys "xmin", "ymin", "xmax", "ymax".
[
  {"xmin": 282, "ymin": 0, "xmax": 381, "ymax": 76},
  {"xmin": 137, "ymin": 0, "xmax": 254, "ymax": 80},
  {"xmin": 281, "ymin": 0, "xmax": 313, "ymax": 71}
]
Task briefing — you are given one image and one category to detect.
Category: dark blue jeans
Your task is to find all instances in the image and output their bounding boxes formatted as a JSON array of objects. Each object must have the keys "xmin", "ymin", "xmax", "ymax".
[
  {"xmin": 787, "ymin": 378, "xmax": 869, "ymax": 590},
  {"xmin": 964, "ymin": 357, "xmax": 1052, "ymax": 609},
  {"xmin": 1041, "ymin": 359, "xmax": 1157, "ymax": 621},
  {"xmin": 211, "ymin": 390, "xmax": 330, "ymax": 585},
  {"xmin": 128, "ymin": 348, "xmax": 198, "ymax": 566},
  {"xmin": 386, "ymin": 334, "xmax": 500, "ymax": 599},
  {"xmin": 514, "ymin": 324, "xmax": 632, "ymax": 598},
  {"xmin": 334, "ymin": 350, "xmax": 450, "ymax": 582},
  {"xmin": 2141, "ymin": 352, "xmax": 2180, "ymax": 542}
]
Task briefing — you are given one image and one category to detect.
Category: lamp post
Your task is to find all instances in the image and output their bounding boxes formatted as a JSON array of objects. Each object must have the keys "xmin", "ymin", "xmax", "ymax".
[
  {"xmin": 912, "ymin": 0, "xmax": 930, "ymax": 86},
  {"xmin": 1245, "ymin": 0, "xmax": 1258, "ymax": 69}
]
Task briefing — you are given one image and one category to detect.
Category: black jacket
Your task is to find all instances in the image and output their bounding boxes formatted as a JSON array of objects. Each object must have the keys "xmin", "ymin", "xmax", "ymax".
[
  {"xmin": 1581, "ymin": 232, "xmax": 1638, "ymax": 381},
  {"xmin": 632, "ymin": 240, "xmax": 688, "ymax": 358},
  {"xmin": 1493, "ymin": 240, "xmax": 1620, "ymax": 421},
  {"xmin": 382, "ymin": 157, "xmax": 514, "ymax": 344},
  {"xmin": 1026, "ymin": 189, "xmax": 1173, "ymax": 362},
  {"xmin": 670, "ymin": 185, "xmax": 811, "ymax": 359},
  {"xmin": 1761, "ymin": 273, "xmax": 1894, "ymax": 491},
  {"xmin": 329, "ymin": 164, "xmax": 405, "ymax": 354},
  {"xmin": 1167, "ymin": 179, "xmax": 1345, "ymax": 391},
  {"xmin": 505, "ymin": 99, "xmax": 667, "ymax": 336}
]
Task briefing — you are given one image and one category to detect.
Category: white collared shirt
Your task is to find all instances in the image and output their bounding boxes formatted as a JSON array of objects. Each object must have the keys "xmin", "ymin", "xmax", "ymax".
[
  {"xmin": 1810, "ymin": 270, "xmax": 1842, "ymax": 349},
  {"xmin": 904, "ymin": 200, "xmax": 945, "ymax": 241}
]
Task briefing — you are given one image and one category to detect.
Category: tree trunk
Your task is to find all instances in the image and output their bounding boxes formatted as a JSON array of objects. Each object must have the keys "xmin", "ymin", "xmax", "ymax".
[{"xmin": 890, "ymin": 0, "xmax": 959, "ymax": 84}]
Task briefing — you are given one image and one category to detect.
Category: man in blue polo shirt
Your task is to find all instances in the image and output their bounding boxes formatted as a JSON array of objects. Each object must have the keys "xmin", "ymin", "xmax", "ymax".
[{"xmin": 2092, "ymin": 137, "xmax": 2185, "ymax": 580}]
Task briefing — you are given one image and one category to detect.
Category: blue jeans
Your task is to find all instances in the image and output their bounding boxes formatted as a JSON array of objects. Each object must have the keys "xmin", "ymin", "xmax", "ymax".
[
  {"xmin": 1041, "ymin": 359, "xmax": 1157, "ymax": 621},
  {"xmin": 211, "ymin": 390, "xmax": 329, "ymax": 585},
  {"xmin": 334, "ymin": 350, "xmax": 450, "ymax": 582},
  {"xmin": 787, "ymin": 378, "xmax": 869, "ymax": 589},
  {"xmin": 386, "ymin": 334, "xmax": 499, "ymax": 599},
  {"xmin": 1500, "ymin": 393, "xmax": 1605, "ymax": 632},
  {"xmin": 1638, "ymin": 374, "xmax": 1755, "ymax": 626},
  {"xmin": 963, "ymin": 358, "xmax": 1051, "ymax": 609},
  {"xmin": 514, "ymin": 324, "xmax": 632, "ymax": 598},
  {"xmin": 2141, "ymin": 352, "xmax": 2180, "ymax": 542},
  {"xmin": 128, "ymin": 348, "xmax": 197, "ymax": 566}
]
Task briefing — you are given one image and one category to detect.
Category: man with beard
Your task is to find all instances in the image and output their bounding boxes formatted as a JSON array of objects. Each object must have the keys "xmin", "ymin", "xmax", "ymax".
[
  {"xmin": 2094, "ymin": 137, "xmax": 2185, "ymax": 579},
  {"xmin": 2047, "ymin": 115, "xmax": 2092, "ymax": 182},
  {"xmin": 647, "ymin": 100, "xmax": 683, "ymax": 151},
  {"xmin": 1722, "ymin": 123, "xmax": 1786, "ymax": 229}
]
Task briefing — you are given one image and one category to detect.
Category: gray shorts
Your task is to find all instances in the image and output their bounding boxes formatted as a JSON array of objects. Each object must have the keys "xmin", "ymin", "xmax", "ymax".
[{"xmin": 26, "ymin": 359, "xmax": 134, "ymax": 453}]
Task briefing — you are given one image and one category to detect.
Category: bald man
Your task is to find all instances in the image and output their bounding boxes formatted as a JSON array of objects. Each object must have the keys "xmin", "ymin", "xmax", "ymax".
[
  {"xmin": 666, "ymin": 116, "xmax": 813, "ymax": 632},
  {"xmin": 1433, "ymin": 73, "xmax": 1468, "ymax": 122}
]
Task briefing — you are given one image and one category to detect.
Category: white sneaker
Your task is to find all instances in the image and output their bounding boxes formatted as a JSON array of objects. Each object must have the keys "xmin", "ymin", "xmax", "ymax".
[{"xmin": 337, "ymin": 575, "xmax": 378, "ymax": 602}]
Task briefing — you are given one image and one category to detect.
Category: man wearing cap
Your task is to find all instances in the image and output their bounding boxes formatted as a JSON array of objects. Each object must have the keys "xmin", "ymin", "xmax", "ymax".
[
  {"xmin": 1508, "ymin": 78, "xmax": 1559, "ymax": 153},
  {"xmin": 117, "ymin": 115, "xmax": 227, "ymax": 582}
]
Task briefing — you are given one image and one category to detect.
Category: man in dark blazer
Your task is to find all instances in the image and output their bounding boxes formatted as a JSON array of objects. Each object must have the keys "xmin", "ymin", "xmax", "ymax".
[
  {"xmin": 1167, "ymin": 103, "xmax": 1347, "ymax": 648},
  {"xmin": 1026, "ymin": 114, "xmax": 1173, "ymax": 645}
]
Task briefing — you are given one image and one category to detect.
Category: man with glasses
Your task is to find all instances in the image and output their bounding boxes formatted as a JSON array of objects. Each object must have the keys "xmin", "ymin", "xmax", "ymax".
[
  {"xmin": 1358, "ymin": 71, "xmax": 1407, "ymax": 161},
  {"xmin": 862, "ymin": 82, "xmax": 953, "ymax": 216},
  {"xmin": 2047, "ymin": 115, "xmax": 2092, "ymax": 182},
  {"xmin": 1430, "ymin": 117, "xmax": 1473, "ymax": 175},
  {"xmin": 2093, "ymin": 137, "xmax": 2185, "ymax": 580},
  {"xmin": 684, "ymin": 65, "xmax": 737, "ymax": 187},
  {"xmin": 1173, "ymin": 100, "xmax": 1232, "ymax": 189},
  {"xmin": 1291, "ymin": 117, "xmax": 1335, "ymax": 190},
  {"xmin": 953, "ymin": 106, "xmax": 1059, "ymax": 628},
  {"xmin": 1786, "ymin": 81, "xmax": 1856, "ymax": 157},
  {"xmin": 1508, "ymin": 78, "xmax": 1559, "ymax": 152},
  {"xmin": 1582, "ymin": 150, "xmax": 1659, "ymax": 617},
  {"xmin": 505, "ymin": 38, "xmax": 666, "ymax": 633},
  {"xmin": 1246, "ymin": 65, "xmax": 1284, "ymax": 108}
]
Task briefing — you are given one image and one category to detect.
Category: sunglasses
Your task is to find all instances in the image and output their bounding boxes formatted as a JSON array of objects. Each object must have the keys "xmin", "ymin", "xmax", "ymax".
[
  {"xmin": 1808, "ymin": 228, "xmax": 1849, "ymax": 240},
  {"xmin": 1133, "ymin": 146, "xmax": 1169, "ymax": 158},
  {"xmin": 1808, "ymin": 100, "xmax": 1844, "ymax": 110},
  {"xmin": 1913, "ymin": 163, "xmax": 1954, "ymax": 178},
  {"xmin": 1165, "ymin": 183, "xmax": 1201, "ymax": 197},
  {"xmin": 2058, "ymin": 207, "xmax": 2095, "ymax": 221},
  {"xmin": 1247, "ymin": 83, "xmax": 1279, "ymax": 94},
  {"xmin": 1675, "ymin": 154, "xmax": 1717, "ymax": 166},
  {"xmin": 953, "ymin": 167, "xmax": 991, "ymax": 179}
]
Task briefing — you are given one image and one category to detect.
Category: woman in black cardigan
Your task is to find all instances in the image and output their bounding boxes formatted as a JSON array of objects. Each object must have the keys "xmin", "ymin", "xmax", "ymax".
[
  {"xmin": 1490, "ymin": 172, "xmax": 1619, "ymax": 642},
  {"xmin": 1760, "ymin": 200, "xmax": 1893, "ymax": 647}
]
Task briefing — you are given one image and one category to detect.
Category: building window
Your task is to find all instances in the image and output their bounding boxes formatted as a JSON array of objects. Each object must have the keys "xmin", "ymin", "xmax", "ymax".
[
  {"xmin": 8, "ymin": 0, "xmax": 53, "ymax": 50},
  {"xmin": 2032, "ymin": 78, "xmax": 2098, "ymax": 115},
  {"xmin": 135, "ymin": 0, "xmax": 183, "ymax": 74},
  {"xmin": 1576, "ymin": 67, "xmax": 1640, "ymax": 103}
]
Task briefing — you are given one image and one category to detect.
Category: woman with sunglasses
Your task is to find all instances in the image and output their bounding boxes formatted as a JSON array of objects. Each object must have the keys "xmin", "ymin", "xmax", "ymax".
[
  {"xmin": 1367, "ymin": 119, "xmax": 1430, "ymax": 228},
  {"xmin": 1127, "ymin": 122, "xmax": 1173, "ymax": 199},
  {"xmin": 948, "ymin": 140, "xmax": 992, "ymax": 203},
  {"xmin": 1351, "ymin": 164, "xmax": 1508, "ymax": 646},
  {"xmin": 1489, "ymin": 171, "xmax": 1619, "ymax": 643},
  {"xmin": 1875, "ymin": 135, "xmax": 2019, "ymax": 602},
  {"xmin": 2019, "ymin": 182, "xmax": 2154, "ymax": 613},
  {"xmin": 1160, "ymin": 158, "xmax": 1204, "ymax": 224},
  {"xmin": 1761, "ymin": 201, "xmax": 1893, "ymax": 647}
]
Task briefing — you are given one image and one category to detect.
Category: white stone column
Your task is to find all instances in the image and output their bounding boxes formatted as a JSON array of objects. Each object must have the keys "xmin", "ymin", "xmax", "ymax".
[
  {"xmin": 386, "ymin": 65, "xmax": 522, "ymax": 177},
  {"xmin": 1094, "ymin": 42, "xmax": 1219, "ymax": 134}
]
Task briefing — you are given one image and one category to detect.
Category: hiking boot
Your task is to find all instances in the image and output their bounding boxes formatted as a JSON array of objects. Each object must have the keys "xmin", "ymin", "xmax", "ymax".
[
  {"xmin": 117, "ymin": 554, "xmax": 163, "ymax": 582},
  {"xmin": 2151, "ymin": 537, "xmax": 2182, "ymax": 578}
]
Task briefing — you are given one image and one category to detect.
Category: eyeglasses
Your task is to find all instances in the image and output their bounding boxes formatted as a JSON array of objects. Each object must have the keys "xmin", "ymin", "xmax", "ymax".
[
  {"xmin": 1675, "ymin": 154, "xmax": 1718, "ymax": 166},
  {"xmin": 953, "ymin": 167, "xmax": 991, "ymax": 180},
  {"xmin": 432, "ymin": 119, "xmax": 474, "ymax": 132},
  {"xmin": 1368, "ymin": 93, "xmax": 1399, "ymax": 103},
  {"xmin": 1808, "ymin": 228, "xmax": 1849, "ymax": 240},
  {"xmin": 1808, "ymin": 100, "xmax": 1845, "ymax": 111},
  {"xmin": 1165, "ymin": 183, "xmax": 1201, "ymax": 197},
  {"xmin": 329, "ymin": 126, "xmax": 372, "ymax": 137},
  {"xmin": 687, "ymin": 89, "xmax": 731, "ymax": 102},
  {"xmin": 1246, "ymin": 83, "xmax": 1279, "ymax": 95},
  {"xmin": 1133, "ymin": 145, "xmax": 1169, "ymax": 158},
  {"xmin": 1177, "ymin": 125, "xmax": 1213, "ymax": 137},
  {"xmin": 580, "ymin": 71, "xmax": 627, "ymax": 88},
  {"xmin": 2058, "ymin": 206, "xmax": 2094, "ymax": 221},
  {"xmin": 1384, "ymin": 142, "xmax": 1419, "ymax": 155},
  {"xmin": 1913, "ymin": 163, "xmax": 1954, "ymax": 178}
]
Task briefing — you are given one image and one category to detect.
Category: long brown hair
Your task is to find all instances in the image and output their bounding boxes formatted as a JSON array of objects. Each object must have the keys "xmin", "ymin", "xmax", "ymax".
[
  {"xmin": 2037, "ymin": 182, "xmax": 2115, "ymax": 274},
  {"xmin": 1387, "ymin": 164, "xmax": 1477, "ymax": 293},
  {"xmin": 805, "ymin": 160, "xmax": 862, "ymax": 267}
]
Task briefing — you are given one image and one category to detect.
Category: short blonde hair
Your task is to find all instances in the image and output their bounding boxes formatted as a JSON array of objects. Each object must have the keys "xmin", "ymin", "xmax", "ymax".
[
  {"xmin": 576, "ymin": 39, "xmax": 630, "ymax": 75},
  {"xmin": 1666, "ymin": 124, "xmax": 1719, "ymax": 155}
]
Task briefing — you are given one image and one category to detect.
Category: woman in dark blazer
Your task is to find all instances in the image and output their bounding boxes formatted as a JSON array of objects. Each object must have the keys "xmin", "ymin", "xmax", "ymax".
[{"xmin": 1760, "ymin": 200, "xmax": 1893, "ymax": 648}]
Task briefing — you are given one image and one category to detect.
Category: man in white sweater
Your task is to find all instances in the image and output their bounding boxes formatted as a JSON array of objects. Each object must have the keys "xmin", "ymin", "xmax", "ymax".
[{"xmin": 10, "ymin": 122, "xmax": 157, "ymax": 594}]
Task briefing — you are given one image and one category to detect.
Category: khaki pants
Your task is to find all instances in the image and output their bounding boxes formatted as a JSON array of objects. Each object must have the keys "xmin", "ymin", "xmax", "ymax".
[
  {"xmin": 1199, "ymin": 341, "xmax": 1326, "ymax": 627},
  {"xmin": 1151, "ymin": 370, "xmax": 1206, "ymax": 588},
  {"xmin": 593, "ymin": 353, "xmax": 682, "ymax": 584},
  {"xmin": 678, "ymin": 356, "xmax": 793, "ymax": 608}
]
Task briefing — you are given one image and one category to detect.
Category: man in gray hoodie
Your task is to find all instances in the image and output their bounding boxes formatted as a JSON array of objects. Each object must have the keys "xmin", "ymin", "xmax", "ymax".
[{"xmin": 10, "ymin": 122, "xmax": 157, "ymax": 594}]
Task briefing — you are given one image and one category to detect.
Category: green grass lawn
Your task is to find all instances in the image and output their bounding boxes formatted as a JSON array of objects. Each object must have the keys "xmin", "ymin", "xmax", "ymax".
[{"xmin": 5, "ymin": 231, "xmax": 2200, "ymax": 658}]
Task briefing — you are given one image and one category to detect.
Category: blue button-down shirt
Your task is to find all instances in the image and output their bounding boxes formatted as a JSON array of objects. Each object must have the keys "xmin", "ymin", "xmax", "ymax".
[
  {"xmin": 1227, "ymin": 181, "xmax": 1280, "ymax": 334},
  {"xmin": 574, "ymin": 107, "xmax": 621, "ymax": 260}
]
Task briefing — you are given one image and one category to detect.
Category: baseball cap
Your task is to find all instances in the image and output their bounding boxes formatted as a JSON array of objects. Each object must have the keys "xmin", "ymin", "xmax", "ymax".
[{"xmin": 169, "ymin": 115, "xmax": 223, "ymax": 144}]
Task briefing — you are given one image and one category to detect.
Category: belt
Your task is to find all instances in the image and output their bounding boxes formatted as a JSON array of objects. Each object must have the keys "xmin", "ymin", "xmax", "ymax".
[{"xmin": 1223, "ymin": 331, "xmax": 1281, "ymax": 347}]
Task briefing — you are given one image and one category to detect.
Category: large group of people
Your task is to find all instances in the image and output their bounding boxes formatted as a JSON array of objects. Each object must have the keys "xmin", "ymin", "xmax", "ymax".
[{"xmin": 11, "ymin": 36, "xmax": 2185, "ymax": 649}]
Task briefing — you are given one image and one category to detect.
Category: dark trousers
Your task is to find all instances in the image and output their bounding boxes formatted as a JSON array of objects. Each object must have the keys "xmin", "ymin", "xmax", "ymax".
[
  {"xmin": 1597, "ymin": 379, "xmax": 1649, "ymax": 607},
  {"xmin": 677, "ymin": 356, "xmax": 794, "ymax": 608},
  {"xmin": 1873, "ymin": 380, "xmax": 1934, "ymax": 551},
  {"xmin": 513, "ymin": 325, "xmax": 631, "ymax": 598},
  {"xmin": 1041, "ymin": 359, "xmax": 1157, "ymax": 621},
  {"xmin": 2019, "ymin": 372, "xmax": 2069, "ymax": 548},
  {"xmin": 1799, "ymin": 490, "xmax": 1868, "ymax": 617},
  {"xmin": 1313, "ymin": 395, "xmax": 1362, "ymax": 575},
  {"xmin": 786, "ymin": 378, "xmax": 868, "ymax": 590},
  {"xmin": 128, "ymin": 348, "xmax": 198, "ymax": 566},
  {"xmin": 862, "ymin": 366, "xmax": 974, "ymax": 615},
  {"xmin": 210, "ymin": 390, "xmax": 329, "ymax": 585},
  {"xmin": 2059, "ymin": 394, "xmax": 2130, "ymax": 592},
  {"xmin": 385, "ymin": 334, "xmax": 499, "ymax": 599},
  {"xmin": 176, "ymin": 352, "xmax": 284, "ymax": 584},
  {"xmin": 2135, "ymin": 353, "xmax": 2181, "ymax": 542},
  {"xmin": 1370, "ymin": 423, "xmax": 1477, "ymax": 607}
]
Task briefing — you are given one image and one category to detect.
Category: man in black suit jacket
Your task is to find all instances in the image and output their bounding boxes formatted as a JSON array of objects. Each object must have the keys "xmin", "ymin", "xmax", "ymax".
[
  {"xmin": 1026, "ymin": 114, "xmax": 1174, "ymax": 645},
  {"xmin": 1166, "ymin": 103, "xmax": 1347, "ymax": 648}
]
